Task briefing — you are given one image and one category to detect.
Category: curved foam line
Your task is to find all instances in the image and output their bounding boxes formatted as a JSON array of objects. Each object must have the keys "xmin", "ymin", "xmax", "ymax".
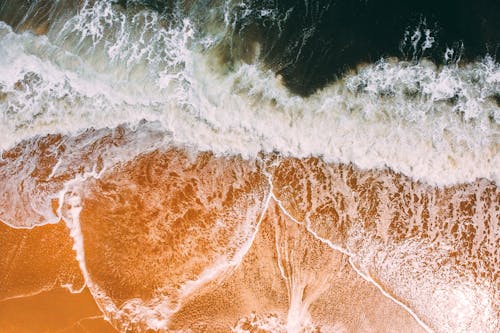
[
  {"xmin": 265, "ymin": 170, "xmax": 434, "ymax": 333},
  {"xmin": 0, "ymin": 217, "xmax": 60, "ymax": 230},
  {"xmin": 347, "ymin": 258, "xmax": 434, "ymax": 333}
]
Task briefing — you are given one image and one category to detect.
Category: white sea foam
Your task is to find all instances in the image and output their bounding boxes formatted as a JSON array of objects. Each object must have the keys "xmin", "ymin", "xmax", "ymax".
[
  {"xmin": 0, "ymin": 1, "xmax": 498, "ymax": 187},
  {"xmin": 1, "ymin": 2, "xmax": 497, "ymax": 332},
  {"xmin": 349, "ymin": 231, "xmax": 498, "ymax": 333}
]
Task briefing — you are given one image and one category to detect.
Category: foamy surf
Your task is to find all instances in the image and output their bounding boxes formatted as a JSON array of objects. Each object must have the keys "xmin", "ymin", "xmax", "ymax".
[
  {"xmin": 0, "ymin": 1, "xmax": 498, "ymax": 186},
  {"xmin": 0, "ymin": 1, "xmax": 498, "ymax": 332}
]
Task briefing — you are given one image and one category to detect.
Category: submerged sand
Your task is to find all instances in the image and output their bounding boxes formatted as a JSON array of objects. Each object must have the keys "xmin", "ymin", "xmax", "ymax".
[{"xmin": 0, "ymin": 136, "xmax": 498, "ymax": 332}]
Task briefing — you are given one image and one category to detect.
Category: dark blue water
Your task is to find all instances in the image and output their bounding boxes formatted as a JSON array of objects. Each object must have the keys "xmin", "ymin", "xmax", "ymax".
[{"xmin": 1, "ymin": 0, "xmax": 498, "ymax": 96}]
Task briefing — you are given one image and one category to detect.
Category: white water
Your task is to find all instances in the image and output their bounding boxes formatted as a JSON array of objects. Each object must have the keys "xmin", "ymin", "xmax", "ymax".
[
  {"xmin": 0, "ymin": 0, "xmax": 498, "ymax": 187},
  {"xmin": 0, "ymin": 3, "xmax": 498, "ymax": 331}
]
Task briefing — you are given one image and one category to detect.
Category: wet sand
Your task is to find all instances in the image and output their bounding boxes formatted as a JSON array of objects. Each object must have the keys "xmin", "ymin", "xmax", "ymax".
[
  {"xmin": 0, "ymin": 138, "xmax": 498, "ymax": 332},
  {"xmin": 0, "ymin": 1, "xmax": 498, "ymax": 331},
  {"xmin": 0, "ymin": 220, "xmax": 115, "ymax": 333},
  {"xmin": 0, "ymin": 221, "xmax": 84, "ymax": 301},
  {"xmin": 168, "ymin": 201, "xmax": 426, "ymax": 332},
  {"xmin": 0, "ymin": 287, "xmax": 116, "ymax": 333}
]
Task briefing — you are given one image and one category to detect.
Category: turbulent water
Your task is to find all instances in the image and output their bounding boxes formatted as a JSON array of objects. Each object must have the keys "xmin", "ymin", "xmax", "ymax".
[{"xmin": 0, "ymin": 1, "xmax": 498, "ymax": 332}]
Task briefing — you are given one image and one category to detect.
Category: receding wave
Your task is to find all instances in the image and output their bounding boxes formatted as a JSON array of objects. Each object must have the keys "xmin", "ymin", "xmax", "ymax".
[
  {"xmin": 1, "ymin": 131, "xmax": 498, "ymax": 331},
  {"xmin": 0, "ymin": 1, "xmax": 498, "ymax": 332}
]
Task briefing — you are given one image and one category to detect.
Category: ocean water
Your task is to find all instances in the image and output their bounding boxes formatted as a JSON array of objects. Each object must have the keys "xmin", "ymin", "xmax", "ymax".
[{"xmin": 0, "ymin": 1, "xmax": 498, "ymax": 332}]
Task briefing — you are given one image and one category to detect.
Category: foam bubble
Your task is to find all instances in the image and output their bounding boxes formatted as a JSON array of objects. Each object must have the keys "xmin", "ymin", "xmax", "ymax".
[{"xmin": 0, "ymin": 1, "xmax": 498, "ymax": 186}]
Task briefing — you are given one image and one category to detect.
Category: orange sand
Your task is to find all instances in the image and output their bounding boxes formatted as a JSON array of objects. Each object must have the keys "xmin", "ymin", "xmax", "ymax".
[
  {"xmin": 0, "ymin": 137, "xmax": 498, "ymax": 332},
  {"xmin": 0, "ymin": 287, "xmax": 116, "ymax": 333},
  {"xmin": 0, "ymin": 221, "xmax": 116, "ymax": 333}
]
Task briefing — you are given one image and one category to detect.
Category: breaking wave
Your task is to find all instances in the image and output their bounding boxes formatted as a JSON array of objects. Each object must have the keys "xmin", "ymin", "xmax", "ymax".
[{"xmin": 0, "ymin": 1, "xmax": 498, "ymax": 332}]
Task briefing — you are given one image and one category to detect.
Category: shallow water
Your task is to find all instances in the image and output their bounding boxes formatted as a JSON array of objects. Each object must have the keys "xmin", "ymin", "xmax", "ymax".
[{"xmin": 0, "ymin": 1, "xmax": 498, "ymax": 332}]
